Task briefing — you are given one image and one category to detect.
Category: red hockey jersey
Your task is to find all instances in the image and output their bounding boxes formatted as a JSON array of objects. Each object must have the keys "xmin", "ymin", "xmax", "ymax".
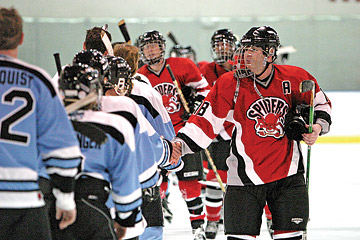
[
  {"xmin": 138, "ymin": 57, "xmax": 210, "ymax": 133},
  {"xmin": 200, "ymin": 61, "xmax": 234, "ymax": 140},
  {"xmin": 200, "ymin": 61, "xmax": 228, "ymax": 87},
  {"xmin": 178, "ymin": 65, "xmax": 332, "ymax": 186}
]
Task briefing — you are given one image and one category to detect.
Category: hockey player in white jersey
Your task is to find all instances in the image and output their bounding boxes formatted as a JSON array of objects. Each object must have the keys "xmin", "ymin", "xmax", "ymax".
[
  {"xmin": 112, "ymin": 43, "xmax": 151, "ymax": 85},
  {"xmin": 72, "ymin": 51, "xmax": 182, "ymax": 239},
  {"xmin": 102, "ymin": 56, "xmax": 182, "ymax": 240},
  {"xmin": 106, "ymin": 54, "xmax": 175, "ymax": 141},
  {"xmin": 0, "ymin": 7, "xmax": 83, "ymax": 239},
  {"xmin": 54, "ymin": 63, "xmax": 144, "ymax": 239},
  {"xmin": 112, "ymin": 44, "xmax": 179, "ymax": 226}
]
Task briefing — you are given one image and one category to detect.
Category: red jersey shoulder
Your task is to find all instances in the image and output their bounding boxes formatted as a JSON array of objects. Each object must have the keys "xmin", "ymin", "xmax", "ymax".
[
  {"xmin": 274, "ymin": 64, "xmax": 318, "ymax": 94},
  {"xmin": 137, "ymin": 64, "xmax": 150, "ymax": 75},
  {"xmin": 166, "ymin": 57, "xmax": 203, "ymax": 85},
  {"xmin": 167, "ymin": 57, "xmax": 199, "ymax": 71},
  {"xmin": 200, "ymin": 62, "xmax": 216, "ymax": 75},
  {"xmin": 275, "ymin": 65, "xmax": 315, "ymax": 81},
  {"xmin": 197, "ymin": 61, "xmax": 209, "ymax": 69},
  {"xmin": 200, "ymin": 62, "xmax": 216, "ymax": 85},
  {"xmin": 211, "ymin": 71, "xmax": 237, "ymax": 99}
]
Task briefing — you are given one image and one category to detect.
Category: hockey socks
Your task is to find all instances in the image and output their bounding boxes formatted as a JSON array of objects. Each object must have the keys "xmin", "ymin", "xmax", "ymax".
[
  {"xmin": 178, "ymin": 180, "xmax": 205, "ymax": 223},
  {"xmin": 205, "ymin": 169, "xmax": 227, "ymax": 222}
]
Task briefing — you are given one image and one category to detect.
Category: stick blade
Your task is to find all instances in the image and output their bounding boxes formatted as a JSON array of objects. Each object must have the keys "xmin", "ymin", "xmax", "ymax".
[
  {"xmin": 118, "ymin": 19, "xmax": 131, "ymax": 44},
  {"xmin": 300, "ymin": 80, "xmax": 315, "ymax": 93}
]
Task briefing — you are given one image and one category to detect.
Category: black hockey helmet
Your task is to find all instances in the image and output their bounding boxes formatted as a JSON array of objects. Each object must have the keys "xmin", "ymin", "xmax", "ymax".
[
  {"xmin": 169, "ymin": 45, "xmax": 197, "ymax": 61},
  {"xmin": 58, "ymin": 63, "xmax": 102, "ymax": 108},
  {"xmin": 72, "ymin": 49, "xmax": 109, "ymax": 80},
  {"xmin": 138, "ymin": 30, "xmax": 166, "ymax": 65},
  {"xmin": 106, "ymin": 56, "xmax": 132, "ymax": 96},
  {"xmin": 233, "ymin": 26, "xmax": 280, "ymax": 79},
  {"xmin": 240, "ymin": 26, "xmax": 280, "ymax": 56},
  {"xmin": 210, "ymin": 29, "xmax": 236, "ymax": 64}
]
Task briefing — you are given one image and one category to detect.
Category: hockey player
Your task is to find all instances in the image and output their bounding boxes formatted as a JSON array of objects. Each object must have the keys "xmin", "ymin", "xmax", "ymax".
[
  {"xmin": 137, "ymin": 30, "xmax": 211, "ymax": 240},
  {"xmin": 0, "ymin": 7, "xmax": 83, "ymax": 239},
  {"xmin": 169, "ymin": 45, "xmax": 208, "ymax": 69},
  {"xmin": 55, "ymin": 63, "xmax": 143, "ymax": 239},
  {"xmin": 112, "ymin": 43, "xmax": 151, "ymax": 85},
  {"xmin": 104, "ymin": 56, "xmax": 181, "ymax": 240},
  {"xmin": 84, "ymin": 26, "xmax": 112, "ymax": 55},
  {"xmin": 113, "ymin": 43, "xmax": 178, "ymax": 228},
  {"xmin": 199, "ymin": 28, "xmax": 237, "ymax": 239},
  {"xmin": 173, "ymin": 26, "xmax": 332, "ymax": 240},
  {"xmin": 112, "ymin": 45, "xmax": 176, "ymax": 143},
  {"xmin": 75, "ymin": 51, "xmax": 183, "ymax": 239}
]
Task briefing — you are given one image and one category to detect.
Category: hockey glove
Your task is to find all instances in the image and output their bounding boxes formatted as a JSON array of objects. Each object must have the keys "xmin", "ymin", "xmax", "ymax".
[{"xmin": 284, "ymin": 105, "xmax": 308, "ymax": 141}]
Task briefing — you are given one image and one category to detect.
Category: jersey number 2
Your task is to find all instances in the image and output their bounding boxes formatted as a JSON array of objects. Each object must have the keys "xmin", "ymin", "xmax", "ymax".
[{"xmin": 1, "ymin": 88, "xmax": 34, "ymax": 145}]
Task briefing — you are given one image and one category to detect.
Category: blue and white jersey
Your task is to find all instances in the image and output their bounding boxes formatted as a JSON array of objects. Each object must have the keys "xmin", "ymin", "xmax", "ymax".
[
  {"xmin": 0, "ymin": 55, "xmax": 82, "ymax": 209},
  {"xmin": 130, "ymin": 79, "xmax": 176, "ymax": 141},
  {"xmin": 101, "ymin": 96, "xmax": 183, "ymax": 189},
  {"xmin": 71, "ymin": 110, "xmax": 142, "ymax": 225}
]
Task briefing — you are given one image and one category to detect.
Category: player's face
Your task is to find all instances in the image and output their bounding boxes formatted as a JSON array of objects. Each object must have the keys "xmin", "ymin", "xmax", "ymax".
[
  {"xmin": 143, "ymin": 41, "xmax": 162, "ymax": 60},
  {"xmin": 243, "ymin": 46, "xmax": 267, "ymax": 75},
  {"xmin": 214, "ymin": 42, "xmax": 232, "ymax": 58}
]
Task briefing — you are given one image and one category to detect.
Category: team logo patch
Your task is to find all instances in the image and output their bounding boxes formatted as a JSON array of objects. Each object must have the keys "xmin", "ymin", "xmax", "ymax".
[
  {"xmin": 247, "ymin": 97, "xmax": 289, "ymax": 138},
  {"xmin": 154, "ymin": 82, "xmax": 180, "ymax": 114},
  {"xmin": 291, "ymin": 218, "xmax": 303, "ymax": 224}
]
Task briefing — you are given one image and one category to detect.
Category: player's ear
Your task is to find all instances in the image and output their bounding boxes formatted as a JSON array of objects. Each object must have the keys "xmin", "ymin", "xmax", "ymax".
[
  {"xmin": 83, "ymin": 42, "xmax": 86, "ymax": 50},
  {"xmin": 19, "ymin": 33, "xmax": 24, "ymax": 45}
]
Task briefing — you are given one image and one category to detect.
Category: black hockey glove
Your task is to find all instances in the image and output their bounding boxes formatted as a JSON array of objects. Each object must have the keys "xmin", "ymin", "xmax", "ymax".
[
  {"xmin": 284, "ymin": 104, "xmax": 308, "ymax": 141},
  {"xmin": 142, "ymin": 186, "xmax": 160, "ymax": 202}
]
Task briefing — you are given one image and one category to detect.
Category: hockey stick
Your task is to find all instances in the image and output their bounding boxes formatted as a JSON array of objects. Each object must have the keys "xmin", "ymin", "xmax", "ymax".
[
  {"xmin": 65, "ymin": 92, "xmax": 98, "ymax": 114},
  {"xmin": 166, "ymin": 64, "xmax": 226, "ymax": 193},
  {"xmin": 53, "ymin": 53, "xmax": 62, "ymax": 76},
  {"xmin": 166, "ymin": 31, "xmax": 179, "ymax": 45},
  {"xmin": 117, "ymin": 19, "xmax": 131, "ymax": 44},
  {"xmin": 101, "ymin": 24, "xmax": 114, "ymax": 56},
  {"xmin": 300, "ymin": 80, "xmax": 315, "ymax": 240},
  {"xmin": 300, "ymin": 79, "xmax": 315, "ymax": 192}
]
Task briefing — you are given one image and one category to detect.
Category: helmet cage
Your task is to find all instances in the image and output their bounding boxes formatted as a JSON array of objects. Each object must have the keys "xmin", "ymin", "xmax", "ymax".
[
  {"xmin": 139, "ymin": 39, "xmax": 165, "ymax": 65},
  {"xmin": 232, "ymin": 46, "xmax": 272, "ymax": 79},
  {"xmin": 210, "ymin": 29, "xmax": 236, "ymax": 64},
  {"xmin": 138, "ymin": 31, "xmax": 166, "ymax": 65}
]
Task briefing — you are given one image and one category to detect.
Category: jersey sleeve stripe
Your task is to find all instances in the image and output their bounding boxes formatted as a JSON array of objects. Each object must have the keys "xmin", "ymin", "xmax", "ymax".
[
  {"xmin": 111, "ymin": 188, "xmax": 142, "ymax": 206},
  {"xmin": 41, "ymin": 145, "xmax": 83, "ymax": 161},
  {"xmin": 129, "ymin": 95, "xmax": 160, "ymax": 119}
]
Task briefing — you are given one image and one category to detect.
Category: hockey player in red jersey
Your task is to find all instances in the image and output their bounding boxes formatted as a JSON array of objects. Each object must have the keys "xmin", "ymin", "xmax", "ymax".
[
  {"xmin": 137, "ymin": 30, "xmax": 211, "ymax": 240},
  {"xmin": 173, "ymin": 26, "xmax": 332, "ymax": 240},
  {"xmin": 169, "ymin": 44, "xmax": 209, "ymax": 69},
  {"xmin": 199, "ymin": 28, "xmax": 237, "ymax": 239}
]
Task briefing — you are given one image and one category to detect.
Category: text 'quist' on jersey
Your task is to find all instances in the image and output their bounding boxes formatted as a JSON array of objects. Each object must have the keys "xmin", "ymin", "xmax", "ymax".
[
  {"xmin": 153, "ymin": 82, "xmax": 180, "ymax": 114},
  {"xmin": 246, "ymin": 96, "xmax": 289, "ymax": 138}
]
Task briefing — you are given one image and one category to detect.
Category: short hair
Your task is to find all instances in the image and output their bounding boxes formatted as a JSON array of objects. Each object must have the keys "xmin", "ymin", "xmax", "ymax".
[
  {"xmin": 113, "ymin": 43, "xmax": 139, "ymax": 76},
  {"xmin": 0, "ymin": 7, "xmax": 23, "ymax": 50},
  {"xmin": 84, "ymin": 27, "xmax": 112, "ymax": 54}
]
